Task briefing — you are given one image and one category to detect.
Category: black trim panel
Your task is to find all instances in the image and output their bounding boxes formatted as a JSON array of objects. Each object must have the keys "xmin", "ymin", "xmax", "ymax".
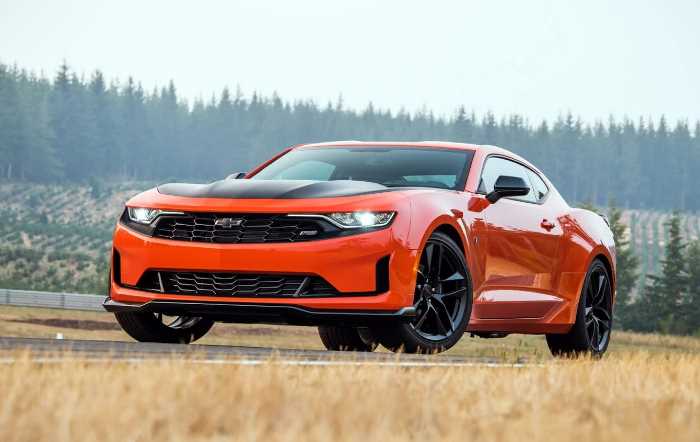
[
  {"xmin": 375, "ymin": 255, "xmax": 390, "ymax": 293},
  {"xmin": 103, "ymin": 298, "xmax": 416, "ymax": 326},
  {"xmin": 112, "ymin": 248, "xmax": 122, "ymax": 285}
]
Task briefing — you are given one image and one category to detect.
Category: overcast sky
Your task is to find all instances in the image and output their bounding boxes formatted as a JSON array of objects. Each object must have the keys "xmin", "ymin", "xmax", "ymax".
[{"xmin": 1, "ymin": 0, "xmax": 698, "ymax": 124}]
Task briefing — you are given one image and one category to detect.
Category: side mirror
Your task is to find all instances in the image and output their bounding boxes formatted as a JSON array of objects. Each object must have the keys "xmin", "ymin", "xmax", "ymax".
[
  {"xmin": 226, "ymin": 172, "xmax": 247, "ymax": 180},
  {"xmin": 486, "ymin": 175, "xmax": 530, "ymax": 203}
]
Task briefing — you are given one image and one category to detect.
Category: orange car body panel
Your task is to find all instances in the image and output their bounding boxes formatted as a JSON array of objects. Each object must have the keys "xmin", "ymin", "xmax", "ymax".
[{"xmin": 110, "ymin": 141, "xmax": 616, "ymax": 334}]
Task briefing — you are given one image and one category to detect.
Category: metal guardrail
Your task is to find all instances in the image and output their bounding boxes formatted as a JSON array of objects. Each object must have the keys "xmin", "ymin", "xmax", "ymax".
[{"xmin": 0, "ymin": 288, "xmax": 105, "ymax": 312}]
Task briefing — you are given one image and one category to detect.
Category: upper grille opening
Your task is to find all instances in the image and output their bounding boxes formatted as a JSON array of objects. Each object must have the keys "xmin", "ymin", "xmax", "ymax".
[{"xmin": 152, "ymin": 213, "xmax": 331, "ymax": 244}]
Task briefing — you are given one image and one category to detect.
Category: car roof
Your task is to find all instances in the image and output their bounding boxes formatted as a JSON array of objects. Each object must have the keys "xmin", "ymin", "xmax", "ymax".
[
  {"xmin": 294, "ymin": 141, "xmax": 539, "ymax": 173},
  {"xmin": 297, "ymin": 140, "xmax": 479, "ymax": 150}
]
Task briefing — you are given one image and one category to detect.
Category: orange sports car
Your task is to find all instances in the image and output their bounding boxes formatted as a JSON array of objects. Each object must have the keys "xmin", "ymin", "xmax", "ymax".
[{"xmin": 105, "ymin": 141, "xmax": 616, "ymax": 356}]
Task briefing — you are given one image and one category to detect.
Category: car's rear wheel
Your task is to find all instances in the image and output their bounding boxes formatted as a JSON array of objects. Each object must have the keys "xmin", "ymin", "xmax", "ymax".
[
  {"xmin": 372, "ymin": 231, "xmax": 472, "ymax": 354},
  {"xmin": 114, "ymin": 311, "xmax": 214, "ymax": 344},
  {"xmin": 546, "ymin": 259, "xmax": 613, "ymax": 358},
  {"xmin": 318, "ymin": 326, "xmax": 378, "ymax": 351}
]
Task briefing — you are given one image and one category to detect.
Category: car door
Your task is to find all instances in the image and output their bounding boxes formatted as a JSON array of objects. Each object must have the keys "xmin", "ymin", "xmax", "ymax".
[{"xmin": 476, "ymin": 156, "xmax": 562, "ymax": 318}]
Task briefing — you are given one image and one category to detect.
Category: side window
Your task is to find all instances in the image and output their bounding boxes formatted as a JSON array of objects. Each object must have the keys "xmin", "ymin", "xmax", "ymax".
[
  {"xmin": 527, "ymin": 169, "xmax": 549, "ymax": 202},
  {"xmin": 478, "ymin": 157, "xmax": 536, "ymax": 203}
]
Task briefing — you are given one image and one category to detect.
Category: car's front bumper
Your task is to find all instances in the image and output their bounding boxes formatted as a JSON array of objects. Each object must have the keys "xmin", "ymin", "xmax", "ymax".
[
  {"xmin": 103, "ymin": 298, "xmax": 417, "ymax": 326},
  {"xmin": 109, "ymin": 222, "xmax": 419, "ymax": 313}
]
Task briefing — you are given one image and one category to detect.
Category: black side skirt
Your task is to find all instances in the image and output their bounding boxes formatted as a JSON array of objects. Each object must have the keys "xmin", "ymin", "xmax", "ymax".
[{"xmin": 103, "ymin": 298, "xmax": 415, "ymax": 327}]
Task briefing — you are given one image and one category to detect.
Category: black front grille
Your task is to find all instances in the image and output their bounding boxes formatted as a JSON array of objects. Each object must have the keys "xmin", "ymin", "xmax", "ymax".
[
  {"xmin": 137, "ymin": 270, "xmax": 339, "ymax": 297},
  {"xmin": 152, "ymin": 213, "xmax": 329, "ymax": 243}
]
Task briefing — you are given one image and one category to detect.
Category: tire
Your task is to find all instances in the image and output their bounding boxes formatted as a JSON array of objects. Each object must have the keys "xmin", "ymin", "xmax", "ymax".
[
  {"xmin": 114, "ymin": 311, "xmax": 215, "ymax": 344},
  {"xmin": 546, "ymin": 259, "xmax": 613, "ymax": 358},
  {"xmin": 318, "ymin": 326, "xmax": 378, "ymax": 351},
  {"xmin": 372, "ymin": 231, "xmax": 472, "ymax": 354}
]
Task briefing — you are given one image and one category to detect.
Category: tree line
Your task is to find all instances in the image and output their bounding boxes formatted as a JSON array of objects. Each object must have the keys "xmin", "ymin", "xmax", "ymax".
[
  {"xmin": 604, "ymin": 207, "xmax": 700, "ymax": 335},
  {"xmin": 1, "ymin": 62, "xmax": 699, "ymax": 211}
]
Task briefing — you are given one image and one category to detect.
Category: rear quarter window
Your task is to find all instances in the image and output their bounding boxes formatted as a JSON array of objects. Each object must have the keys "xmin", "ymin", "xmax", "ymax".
[{"xmin": 527, "ymin": 169, "xmax": 549, "ymax": 202}]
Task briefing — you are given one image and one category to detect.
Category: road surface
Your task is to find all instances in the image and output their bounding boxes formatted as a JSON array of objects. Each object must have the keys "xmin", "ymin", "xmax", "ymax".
[{"xmin": 0, "ymin": 336, "xmax": 529, "ymax": 367}]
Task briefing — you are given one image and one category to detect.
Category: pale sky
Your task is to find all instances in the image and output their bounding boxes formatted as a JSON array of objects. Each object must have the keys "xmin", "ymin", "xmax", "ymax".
[{"xmin": 1, "ymin": 0, "xmax": 699, "ymax": 124}]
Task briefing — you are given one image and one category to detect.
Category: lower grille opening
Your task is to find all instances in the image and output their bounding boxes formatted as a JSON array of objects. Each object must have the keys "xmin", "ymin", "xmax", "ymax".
[{"xmin": 135, "ymin": 271, "xmax": 340, "ymax": 298}]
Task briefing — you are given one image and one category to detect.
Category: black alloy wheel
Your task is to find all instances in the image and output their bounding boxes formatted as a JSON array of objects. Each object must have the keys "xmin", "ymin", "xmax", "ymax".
[
  {"xmin": 372, "ymin": 231, "xmax": 472, "ymax": 354},
  {"xmin": 411, "ymin": 239, "xmax": 469, "ymax": 340},
  {"xmin": 546, "ymin": 259, "xmax": 613, "ymax": 357},
  {"xmin": 155, "ymin": 313, "xmax": 203, "ymax": 331},
  {"xmin": 317, "ymin": 326, "xmax": 379, "ymax": 351},
  {"xmin": 114, "ymin": 310, "xmax": 215, "ymax": 344},
  {"xmin": 583, "ymin": 266, "xmax": 613, "ymax": 352}
]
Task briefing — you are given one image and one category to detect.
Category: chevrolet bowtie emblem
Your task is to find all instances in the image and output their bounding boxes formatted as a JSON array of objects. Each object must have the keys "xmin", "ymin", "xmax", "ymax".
[{"xmin": 214, "ymin": 218, "xmax": 243, "ymax": 228}]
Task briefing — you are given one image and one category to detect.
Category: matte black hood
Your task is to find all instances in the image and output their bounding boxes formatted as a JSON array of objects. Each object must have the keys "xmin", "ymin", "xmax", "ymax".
[{"xmin": 157, "ymin": 179, "xmax": 395, "ymax": 199}]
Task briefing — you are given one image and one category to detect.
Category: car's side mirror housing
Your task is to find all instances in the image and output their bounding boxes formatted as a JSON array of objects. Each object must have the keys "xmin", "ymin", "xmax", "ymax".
[
  {"xmin": 226, "ymin": 172, "xmax": 247, "ymax": 180},
  {"xmin": 486, "ymin": 175, "xmax": 530, "ymax": 203}
]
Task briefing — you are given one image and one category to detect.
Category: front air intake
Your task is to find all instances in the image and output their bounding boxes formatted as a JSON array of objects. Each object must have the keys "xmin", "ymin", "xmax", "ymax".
[{"xmin": 135, "ymin": 271, "xmax": 340, "ymax": 297}]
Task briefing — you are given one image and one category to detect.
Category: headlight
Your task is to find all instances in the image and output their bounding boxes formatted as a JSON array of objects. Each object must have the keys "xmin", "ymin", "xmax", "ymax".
[
  {"xmin": 127, "ymin": 207, "xmax": 163, "ymax": 224},
  {"xmin": 328, "ymin": 211, "xmax": 395, "ymax": 228},
  {"xmin": 127, "ymin": 207, "xmax": 184, "ymax": 224}
]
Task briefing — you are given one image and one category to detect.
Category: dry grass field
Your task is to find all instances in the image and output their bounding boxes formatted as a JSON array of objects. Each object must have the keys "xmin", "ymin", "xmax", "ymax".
[
  {"xmin": 1, "ymin": 351, "xmax": 699, "ymax": 441},
  {"xmin": 2, "ymin": 305, "xmax": 700, "ymax": 441}
]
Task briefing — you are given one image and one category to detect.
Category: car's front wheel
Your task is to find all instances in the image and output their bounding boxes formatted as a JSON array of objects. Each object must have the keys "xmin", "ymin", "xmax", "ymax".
[
  {"xmin": 372, "ymin": 231, "xmax": 472, "ymax": 354},
  {"xmin": 317, "ymin": 326, "xmax": 378, "ymax": 351},
  {"xmin": 114, "ymin": 311, "xmax": 215, "ymax": 344},
  {"xmin": 546, "ymin": 259, "xmax": 613, "ymax": 357}
]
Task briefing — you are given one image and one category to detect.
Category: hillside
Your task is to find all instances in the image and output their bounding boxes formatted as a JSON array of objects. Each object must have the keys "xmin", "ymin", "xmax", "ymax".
[
  {"xmin": 0, "ymin": 182, "xmax": 698, "ymax": 294},
  {"xmin": 0, "ymin": 182, "xmax": 149, "ymax": 293}
]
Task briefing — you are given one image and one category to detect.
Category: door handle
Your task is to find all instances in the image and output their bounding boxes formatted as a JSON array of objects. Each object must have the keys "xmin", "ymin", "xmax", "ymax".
[{"xmin": 540, "ymin": 219, "xmax": 555, "ymax": 231}]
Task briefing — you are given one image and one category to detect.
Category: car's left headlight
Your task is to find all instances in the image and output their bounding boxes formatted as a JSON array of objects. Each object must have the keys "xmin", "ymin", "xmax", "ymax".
[
  {"xmin": 124, "ymin": 207, "xmax": 184, "ymax": 235},
  {"xmin": 126, "ymin": 207, "xmax": 184, "ymax": 225},
  {"xmin": 127, "ymin": 207, "xmax": 164, "ymax": 224},
  {"xmin": 327, "ymin": 211, "xmax": 395, "ymax": 228}
]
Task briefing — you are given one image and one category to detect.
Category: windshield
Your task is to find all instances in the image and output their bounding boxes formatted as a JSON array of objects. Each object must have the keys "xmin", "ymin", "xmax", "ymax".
[{"xmin": 251, "ymin": 147, "xmax": 474, "ymax": 190}]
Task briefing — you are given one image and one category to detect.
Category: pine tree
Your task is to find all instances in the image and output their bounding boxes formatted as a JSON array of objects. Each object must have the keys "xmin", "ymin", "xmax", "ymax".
[
  {"xmin": 89, "ymin": 70, "xmax": 117, "ymax": 177},
  {"xmin": 0, "ymin": 64, "xmax": 25, "ymax": 179},
  {"xmin": 634, "ymin": 213, "xmax": 688, "ymax": 333},
  {"xmin": 481, "ymin": 111, "xmax": 497, "ymax": 145},
  {"xmin": 684, "ymin": 241, "xmax": 700, "ymax": 334},
  {"xmin": 607, "ymin": 204, "xmax": 640, "ymax": 327},
  {"xmin": 618, "ymin": 119, "xmax": 641, "ymax": 208},
  {"xmin": 17, "ymin": 75, "xmax": 61, "ymax": 181},
  {"xmin": 451, "ymin": 106, "xmax": 475, "ymax": 143},
  {"xmin": 671, "ymin": 121, "xmax": 692, "ymax": 210}
]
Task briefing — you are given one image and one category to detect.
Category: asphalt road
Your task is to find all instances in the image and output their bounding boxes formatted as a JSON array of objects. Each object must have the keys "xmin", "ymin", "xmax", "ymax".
[{"xmin": 0, "ymin": 336, "xmax": 526, "ymax": 367}]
